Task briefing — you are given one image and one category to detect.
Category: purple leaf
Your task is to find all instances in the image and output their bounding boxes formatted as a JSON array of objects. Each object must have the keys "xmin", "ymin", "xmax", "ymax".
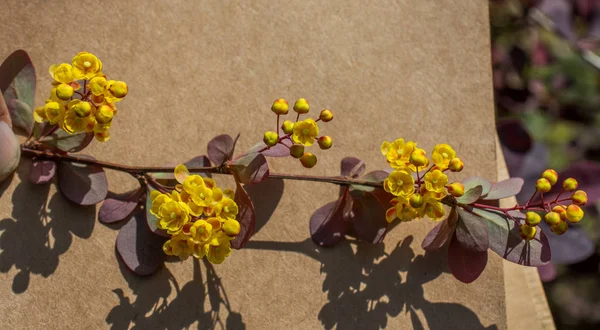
[
  {"xmin": 537, "ymin": 263, "xmax": 557, "ymax": 282},
  {"xmin": 99, "ymin": 188, "xmax": 144, "ymax": 224},
  {"xmin": 228, "ymin": 152, "xmax": 269, "ymax": 184},
  {"xmin": 473, "ymin": 209, "xmax": 551, "ymax": 266},
  {"xmin": 455, "ymin": 208, "xmax": 489, "ymax": 252},
  {"xmin": 536, "ymin": 0, "xmax": 574, "ymax": 41},
  {"xmin": 340, "ymin": 157, "xmax": 365, "ymax": 178},
  {"xmin": 538, "ymin": 221, "xmax": 594, "ymax": 264},
  {"xmin": 461, "ymin": 176, "xmax": 492, "ymax": 197},
  {"xmin": 536, "ymin": 161, "xmax": 600, "ymax": 203},
  {"xmin": 422, "ymin": 207, "xmax": 458, "ymax": 251},
  {"xmin": 350, "ymin": 170, "xmax": 389, "ymax": 193},
  {"xmin": 57, "ymin": 155, "xmax": 108, "ymax": 205},
  {"xmin": 448, "ymin": 233, "xmax": 488, "ymax": 284},
  {"xmin": 483, "ymin": 178, "xmax": 524, "ymax": 200},
  {"xmin": 455, "ymin": 185, "xmax": 483, "ymax": 205},
  {"xmin": 207, "ymin": 134, "xmax": 234, "ymax": 165},
  {"xmin": 145, "ymin": 186, "xmax": 170, "ymax": 237},
  {"xmin": 351, "ymin": 190, "xmax": 388, "ymax": 244},
  {"xmin": 497, "ymin": 119, "xmax": 532, "ymax": 153},
  {"xmin": 248, "ymin": 138, "xmax": 293, "ymax": 157},
  {"xmin": 231, "ymin": 182, "xmax": 256, "ymax": 249},
  {"xmin": 40, "ymin": 131, "xmax": 94, "ymax": 153},
  {"xmin": 0, "ymin": 49, "xmax": 35, "ymax": 133},
  {"xmin": 116, "ymin": 209, "xmax": 167, "ymax": 276},
  {"xmin": 309, "ymin": 191, "xmax": 351, "ymax": 247},
  {"xmin": 28, "ymin": 160, "xmax": 56, "ymax": 185}
]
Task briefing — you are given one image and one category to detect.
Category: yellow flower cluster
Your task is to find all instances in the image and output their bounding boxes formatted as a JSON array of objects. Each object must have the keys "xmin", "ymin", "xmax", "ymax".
[
  {"xmin": 381, "ymin": 139, "xmax": 464, "ymax": 222},
  {"xmin": 264, "ymin": 98, "xmax": 334, "ymax": 168},
  {"xmin": 149, "ymin": 164, "xmax": 241, "ymax": 264},
  {"xmin": 520, "ymin": 170, "xmax": 587, "ymax": 240},
  {"xmin": 33, "ymin": 52, "xmax": 128, "ymax": 142}
]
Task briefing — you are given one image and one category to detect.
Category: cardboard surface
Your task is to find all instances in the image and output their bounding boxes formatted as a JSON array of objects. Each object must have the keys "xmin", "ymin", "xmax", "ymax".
[{"xmin": 0, "ymin": 1, "xmax": 503, "ymax": 329}]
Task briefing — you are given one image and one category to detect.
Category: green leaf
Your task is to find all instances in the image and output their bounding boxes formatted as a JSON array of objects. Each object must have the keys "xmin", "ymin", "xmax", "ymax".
[
  {"xmin": 461, "ymin": 176, "xmax": 492, "ymax": 198},
  {"xmin": 40, "ymin": 130, "xmax": 94, "ymax": 153},
  {"xmin": 0, "ymin": 50, "xmax": 36, "ymax": 134},
  {"xmin": 6, "ymin": 98, "xmax": 33, "ymax": 135},
  {"xmin": 455, "ymin": 185, "xmax": 483, "ymax": 205},
  {"xmin": 473, "ymin": 208, "xmax": 551, "ymax": 266},
  {"xmin": 483, "ymin": 177, "xmax": 524, "ymax": 200},
  {"xmin": 455, "ymin": 208, "xmax": 489, "ymax": 252}
]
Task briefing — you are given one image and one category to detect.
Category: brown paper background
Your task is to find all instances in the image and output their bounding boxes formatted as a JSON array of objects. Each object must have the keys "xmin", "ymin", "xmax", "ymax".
[{"xmin": 0, "ymin": 1, "xmax": 504, "ymax": 329}]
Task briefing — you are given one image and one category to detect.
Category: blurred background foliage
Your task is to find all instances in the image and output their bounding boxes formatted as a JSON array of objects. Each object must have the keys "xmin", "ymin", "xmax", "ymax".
[{"xmin": 490, "ymin": 0, "xmax": 600, "ymax": 328}]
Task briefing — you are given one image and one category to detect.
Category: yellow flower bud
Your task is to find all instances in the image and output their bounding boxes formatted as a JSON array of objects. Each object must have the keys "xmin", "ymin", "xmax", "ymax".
[
  {"xmin": 293, "ymin": 98, "xmax": 310, "ymax": 114},
  {"xmin": 566, "ymin": 204, "xmax": 584, "ymax": 223},
  {"xmin": 318, "ymin": 136, "xmax": 332, "ymax": 150},
  {"xmin": 300, "ymin": 152, "xmax": 317, "ymax": 168},
  {"xmin": 447, "ymin": 182, "xmax": 465, "ymax": 197},
  {"xmin": 535, "ymin": 178, "xmax": 551, "ymax": 193},
  {"xmin": 95, "ymin": 104, "xmax": 114, "ymax": 124},
  {"xmin": 571, "ymin": 190, "xmax": 588, "ymax": 206},
  {"xmin": 409, "ymin": 148, "xmax": 428, "ymax": 167},
  {"xmin": 95, "ymin": 130, "xmax": 110, "ymax": 142},
  {"xmin": 69, "ymin": 100, "xmax": 92, "ymax": 118},
  {"xmin": 563, "ymin": 177, "xmax": 578, "ymax": 191},
  {"xmin": 263, "ymin": 131, "xmax": 279, "ymax": 147},
  {"xmin": 223, "ymin": 219, "xmax": 241, "ymax": 237},
  {"xmin": 448, "ymin": 158, "xmax": 464, "ymax": 172},
  {"xmin": 108, "ymin": 81, "xmax": 128, "ymax": 98},
  {"xmin": 55, "ymin": 83, "xmax": 74, "ymax": 100},
  {"xmin": 552, "ymin": 205, "xmax": 568, "ymax": 221},
  {"xmin": 319, "ymin": 109, "xmax": 333, "ymax": 122},
  {"xmin": 409, "ymin": 194, "xmax": 424, "ymax": 208},
  {"xmin": 281, "ymin": 120, "xmax": 294, "ymax": 134},
  {"xmin": 544, "ymin": 211, "xmax": 561, "ymax": 226},
  {"xmin": 551, "ymin": 220, "xmax": 568, "ymax": 235},
  {"xmin": 541, "ymin": 169, "xmax": 558, "ymax": 186},
  {"xmin": 525, "ymin": 212, "xmax": 542, "ymax": 226},
  {"xmin": 271, "ymin": 98, "xmax": 289, "ymax": 115},
  {"xmin": 289, "ymin": 144, "xmax": 304, "ymax": 158},
  {"xmin": 519, "ymin": 224, "xmax": 537, "ymax": 241},
  {"xmin": 89, "ymin": 76, "xmax": 107, "ymax": 96}
]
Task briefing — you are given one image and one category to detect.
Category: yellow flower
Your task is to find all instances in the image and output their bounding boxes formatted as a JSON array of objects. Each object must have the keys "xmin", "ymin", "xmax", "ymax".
[
  {"xmin": 33, "ymin": 107, "xmax": 47, "ymax": 123},
  {"xmin": 183, "ymin": 175, "xmax": 206, "ymax": 195},
  {"xmin": 72, "ymin": 52, "xmax": 103, "ymax": 79},
  {"xmin": 383, "ymin": 170, "xmax": 415, "ymax": 197},
  {"xmin": 214, "ymin": 197, "xmax": 238, "ymax": 220},
  {"xmin": 423, "ymin": 170, "xmax": 448, "ymax": 193},
  {"xmin": 189, "ymin": 220, "xmax": 213, "ymax": 244},
  {"xmin": 105, "ymin": 80, "xmax": 128, "ymax": 103},
  {"xmin": 49, "ymin": 63, "xmax": 75, "ymax": 84},
  {"xmin": 431, "ymin": 144, "xmax": 456, "ymax": 170},
  {"xmin": 63, "ymin": 108, "xmax": 91, "ymax": 134},
  {"xmin": 391, "ymin": 197, "xmax": 419, "ymax": 221},
  {"xmin": 95, "ymin": 104, "xmax": 114, "ymax": 124},
  {"xmin": 292, "ymin": 118, "xmax": 319, "ymax": 146},
  {"xmin": 165, "ymin": 234, "xmax": 195, "ymax": 260},
  {"xmin": 89, "ymin": 76, "xmax": 107, "ymax": 96},
  {"xmin": 191, "ymin": 185, "xmax": 213, "ymax": 208},
  {"xmin": 205, "ymin": 232, "xmax": 233, "ymax": 264},
  {"xmin": 381, "ymin": 139, "xmax": 417, "ymax": 170},
  {"xmin": 94, "ymin": 130, "xmax": 110, "ymax": 142},
  {"xmin": 44, "ymin": 101, "xmax": 65, "ymax": 125},
  {"xmin": 150, "ymin": 191, "xmax": 170, "ymax": 216},
  {"xmin": 158, "ymin": 199, "xmax": 191, "ymax": 235},
  {"xmin": 69, "ymin": 100, "xmax": 92, "ymax": 118},
  {"xmin": 419, "ymin": 196, "xmax": 445, "ymax": 220}
]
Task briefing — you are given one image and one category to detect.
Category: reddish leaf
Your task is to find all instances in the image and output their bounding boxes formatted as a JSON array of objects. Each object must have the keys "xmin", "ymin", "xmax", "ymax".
[
  {"xmin": 57, "ymin": 155, "xmax": 108, "ymax": 205},
  {"xmin": 248, "ymin": 138, "xmax": 293, "ymax": 157},
  {"xmin": 536, "ymin": 0, "xmax": 574, "ymax": 41},
  {"xmin": 207, "ymin": 134, "xmax": 234, "ymax": 165},
  {"xmin": 0, "ymin": 49, "xmax": 35, "ymax": 133},
  {"xmin": 474, "ymin": 209, "xmax": 551, "ymax": 266},
  {"xmin": 538, "ymin": 263, "xmax": 557, "ymax": 283},
  {"xmin": 455, "ymin": 208, "xmax": 489, "ymax": 252},
  {"xmin": 448, "ymin": 233, "xmax": 488, "ymax": 284},
  {"xmin": 99, "ymin": 188, "xmax": 144, "ymax": 224},
  {"xmin": 309, "ymin": 190, "xmax": 351, "ymax": 247},
  {"xmin": 351, "ymin": 191, "xmax": 388, "ymax": 244},
  {"xmin": 455, "ymin": 185, "xmax": 483, "ymax": 205},
  {"xmin": 145, "ymin": 186, "xmax": 170, "ymax": 237},
  {"xmin": 350, "ymin": 170, "xmax": 389, "ymax": 193},
  {"xmin": 422, "ymin": 207, "xmax": 458, "ymax": 251},
  {"xmin": 228, "ymin": 152, "xmax": 269, "ymax": 184},
  {"xmin": 538, "ymin": 220, "xmax": 594, "ymax": 264},
  {"xmin": 483, "ymin": 177, "xmax": 524, "ymax": 200},
  {"xmin": 340, "ymin": 157, "xmax": 365, "ymax": 178},
  {"xmin": 536, "ymin": 161, "xmax": 600, "ymax": 203},
  {"xmin": 40, "ymin": 131, "xmax": 94, "ymax": 153},
  {"xmin": 231, "ymin": 182, "xmax": 256, "ymax": 249},
  {"xmin": 461, "ymin": 176, "xmax": 492, "ymax": 197},
  {"xmin": 497, "ymin": 119, "xmax": 532, "ymax": 153},
  {"xmin": 28, "ymin": 160, "xmax": 56, "ymax": 185},
  {"xmin": 116, "ymin": 209, "xmax": 167, "ymax": 276}
]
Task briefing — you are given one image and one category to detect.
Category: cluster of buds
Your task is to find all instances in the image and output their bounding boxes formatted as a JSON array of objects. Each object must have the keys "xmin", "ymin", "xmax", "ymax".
[
  {"xmin": 33, "ymin": 52, "xmax": 127, "ymax": 142},
  {"xmin": 520, "ymin": 170, "xmax": 587, "ymax": 240},
  {"xmin": 382, "ymin": 139, "xmax": 464, "ymax": 222},
  {"xmin": 264, "ymin": 98, "xmax": 334, "ymax": 168},
  {"xmin": 150, "ymin": 165, "xmax": 241, "ymax": 264}
]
